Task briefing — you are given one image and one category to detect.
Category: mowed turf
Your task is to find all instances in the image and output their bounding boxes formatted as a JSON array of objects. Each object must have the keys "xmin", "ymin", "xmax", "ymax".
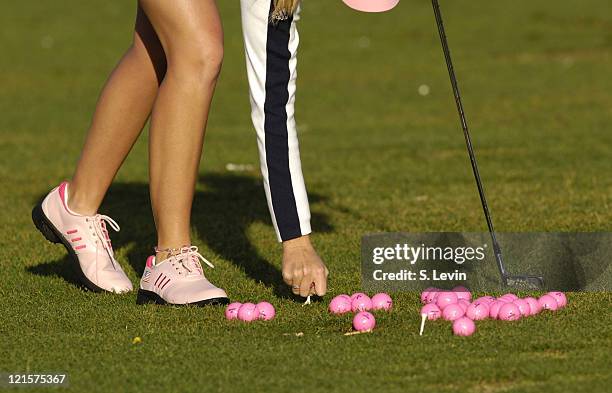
[{"xmin": 1, "ymin": 1, "xmax": 611, "ymax": 392}]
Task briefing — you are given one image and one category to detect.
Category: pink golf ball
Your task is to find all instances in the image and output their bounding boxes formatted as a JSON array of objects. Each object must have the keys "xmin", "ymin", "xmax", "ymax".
[
  {"xmin": 473, "ymin": 296, "xmax": 496, "ymax": 305},
  {"xmin": 442, "ymin": 303, "xmax": 465, "ymax": 321},
  {"xmin": 513, "ymin": 299, "xmax": 531, "ymax": 317},
  {"xmin": 225, "ymin": 302, "xmax": 242, "ymax": 320},
  {"xmin": 420, "ymin": 303, "xmax": 442, "ymax": 320},
  {"xmin": 425, "ymin": 290, "xmax": 439, "ymax": 304},
  {"xmin": 524, "ymin": 297, "xmax": 541, "ymax": 316},
  {"xmin": 237, "ymin": 303, "xmax": 260, "ymax": 322},
  {"xmin": 457, "ymin": 299, "xmax": 470, "ymax": 312},
  {"xmin": 371, "ymin": 293, "xmax": 393, "ymax": 311},
  {"xmin": 499, "ymin": 293, "xmax": 519, "ymax": 302},
  {"xmin": 350, "ymin": 292, "xmax": 367, "ymax": 301},
  {"xmin": 452, "ymin": 286, "xmax": 472, "ymax": 301},
  {"xmin": 488, "ymin": 301, "xmax": 504, "ymax": 319},
  {"xmin": 351, "ymin": 294, "xmax": 372, "ymax": 312},
  {"xmin": 420, "ymin": 293, "xmax": 429, "ymax": 304},
  {"xmin": 420, "ymin": 287, "xmax": 437, "ymax": 304},
  {"xmin": 452, "ymin": 317, "xmax": 476, "ymax": 336},
  {"xmin": 329, "ymin": 295, "xmax": 352, "ymax": 314},
  {"xmin": 256, "ymin": 301, "xmax": 276, "ymax": 321},
  {"xmin": 538, "ymin": 294, "xmax": 559, "ymax": 311},
  {"xmin": 466, "ymin": 302, "xmax": 489, "ymax": 320},
  {"xmin": 547, "ymin": 292, "xmax": 567, "ymax": 308},
  {"xmin": 353, "ymin": 311, "xmax": 376, "ymax": 331},
  {"xmin": 498, "ymin": 302, "xmax": 521, "ymax": 321},
  {"xmin": 436, "ymin": 291, "xmax": 458, "ymax": 310}
]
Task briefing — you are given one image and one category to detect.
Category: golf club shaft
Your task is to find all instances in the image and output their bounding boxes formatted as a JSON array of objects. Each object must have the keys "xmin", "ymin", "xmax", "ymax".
[{"xmin": 431, "ymin": 0, "xmax": 508, "ymax": 279}]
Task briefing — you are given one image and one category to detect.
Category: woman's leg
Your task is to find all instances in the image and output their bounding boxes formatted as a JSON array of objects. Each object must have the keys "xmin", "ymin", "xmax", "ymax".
[
  {"xmin": 137, "ymin": 0, "xmax": 223, "ymax": 257},
  {"xmin": 32, "ymin": 7, "xmax": 167, "ymax": 293},
  {"xmin": 240, "ymin": 0, "xmax": 328, "ymax": 297},
  {"xmin": 69, "ymin": 6, "xmax": 166, "ymax": 215}
]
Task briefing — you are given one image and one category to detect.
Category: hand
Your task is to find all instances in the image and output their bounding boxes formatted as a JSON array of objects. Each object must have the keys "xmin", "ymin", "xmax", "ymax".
[{"xmin": 282, "ymin": 235, "xmax": 329, "ymax": 297}]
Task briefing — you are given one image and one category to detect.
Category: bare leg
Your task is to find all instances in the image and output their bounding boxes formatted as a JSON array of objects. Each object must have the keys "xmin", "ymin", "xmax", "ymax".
[
  {"xmin": 69, "ymin": 6, "xmax": 166, "ymax": 215},
  {"xmin": 137, "ymin": 0, "xmax": 223, "ymax": 258}
]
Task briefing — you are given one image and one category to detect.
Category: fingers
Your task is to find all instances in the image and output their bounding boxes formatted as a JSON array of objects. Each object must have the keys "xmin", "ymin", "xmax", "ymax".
[
  {"xmin": 313, "ymin": 266, "xmax": 329, "ymax": 296},
  {"xmin": 282, "ymin": 268, "xmax": 293, "ymax": 287},
  {"xmin": 284, "ymin": 264, "xmax": 317, "ymax": 297},
  {"xmin": 299, "ymin": 273, "xmax": 312, "ymax": 297},
  {"xmin": 299, "ymin": 265, "xmax": 328, "ymax": 297},
  {"xmin": 282, "ymin": 246, "xmax": 329, "ymax": 298},
  {"xmin": 282, "ymin": 268, "xmax": 299, "ymax": 296},
  {"xmin": 291, "ymin": 268, "xmax": 304, "ymax": 296}
]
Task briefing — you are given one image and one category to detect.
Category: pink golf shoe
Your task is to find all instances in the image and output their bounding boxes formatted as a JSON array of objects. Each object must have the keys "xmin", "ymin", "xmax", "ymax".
[
  {"xmin": 137, "ymin": 246, "xmax": 229, "ymax": 306},
  {"xmin": 32, "ymin": 182, "xmax": 133, "ymax": 293}
]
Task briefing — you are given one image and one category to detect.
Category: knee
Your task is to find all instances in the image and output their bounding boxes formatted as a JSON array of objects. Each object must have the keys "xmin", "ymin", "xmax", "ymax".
[
  {"xmin": 198, "ymin": 42, "xmax": 224, "ymax": 80},
  {"xmin": 170, "ymin": 40, "xmax": 224, "ymax": 84}
]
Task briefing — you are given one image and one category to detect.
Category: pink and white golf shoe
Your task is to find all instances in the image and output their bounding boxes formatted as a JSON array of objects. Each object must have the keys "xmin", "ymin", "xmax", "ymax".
[
  {"xmin": 31, "ymin": 182, "xmax": 133, "ymax": 293},
  {"xmin": 137, "ymin": 246, "xmax": 229, "ymax": 306}
]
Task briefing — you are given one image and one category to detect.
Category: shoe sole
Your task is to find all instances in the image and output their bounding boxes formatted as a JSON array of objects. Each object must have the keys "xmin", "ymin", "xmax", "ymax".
[
  {"xmin": 136, "ymin": 288, "xmax": 230, "ymax": 307},
  {"xmin": 31, "ymin": 202, "xmax": 106, "ymax": 293}
]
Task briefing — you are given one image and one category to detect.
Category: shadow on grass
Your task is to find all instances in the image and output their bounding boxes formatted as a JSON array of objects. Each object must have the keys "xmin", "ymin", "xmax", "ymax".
[
  {"xmin": 28, "ymin": 173, "xmax": 334, "ymax": 299},
  {"xmin": 27, "ymin": 255, "xmax": 86, "ymax": 289}
]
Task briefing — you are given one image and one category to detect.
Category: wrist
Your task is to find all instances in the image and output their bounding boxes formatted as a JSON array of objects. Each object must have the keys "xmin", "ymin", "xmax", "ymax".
[{"xmin": 282, "ymin": 234, "xmax": 312, "ymax": 250}]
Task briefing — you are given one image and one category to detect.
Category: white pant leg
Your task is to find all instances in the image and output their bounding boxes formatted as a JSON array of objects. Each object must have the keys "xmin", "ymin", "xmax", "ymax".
[{"xmin": 240, "ymin": 0, "xmax": 311, "ymax": 242}]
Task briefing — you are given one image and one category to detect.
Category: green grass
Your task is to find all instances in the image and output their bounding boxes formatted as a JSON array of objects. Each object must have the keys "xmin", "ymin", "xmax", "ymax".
[{"xmin": 1, "ymin": 0, "xmax": 611, "ymax": 392}]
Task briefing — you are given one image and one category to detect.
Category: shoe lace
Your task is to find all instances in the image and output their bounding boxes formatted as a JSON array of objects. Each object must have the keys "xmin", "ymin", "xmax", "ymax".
[
  {"xmin": 92, "ymin": 214, "xmax": 120, "ymax": 263},
  {"xmin": 176, "ymin": 246, "xmax": 214, "ymax": 275}
]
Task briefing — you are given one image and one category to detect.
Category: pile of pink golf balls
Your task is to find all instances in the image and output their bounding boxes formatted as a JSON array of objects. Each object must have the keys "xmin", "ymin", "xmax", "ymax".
[
  {"xmin": 420, "ymin": 286, "xmax": 567, "ymax": 336},
  {"xmin": 328, "ymin": 292, "xmax": 393, "ymax": 332},
  {"xmin": 225, "ymin": 301, "xmax": 276, "ymax": 322}
]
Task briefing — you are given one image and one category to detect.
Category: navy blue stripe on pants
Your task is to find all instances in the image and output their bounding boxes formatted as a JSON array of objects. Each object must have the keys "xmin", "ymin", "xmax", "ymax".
[{"xmin": 264, "ymin": 7, "xmax": 302, "ymax": 241}]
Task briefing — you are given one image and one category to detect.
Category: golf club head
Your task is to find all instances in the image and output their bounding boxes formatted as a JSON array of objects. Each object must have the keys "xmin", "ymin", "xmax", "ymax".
[{"xmin": 503, "ymin": 275, "xmax": 544, "ymax": 290}]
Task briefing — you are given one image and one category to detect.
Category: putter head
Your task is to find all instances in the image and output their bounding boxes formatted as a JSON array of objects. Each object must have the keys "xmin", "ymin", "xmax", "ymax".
[{"xmin": 503, "ymin": 275, "xmax": 544, "ymax": 290}]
